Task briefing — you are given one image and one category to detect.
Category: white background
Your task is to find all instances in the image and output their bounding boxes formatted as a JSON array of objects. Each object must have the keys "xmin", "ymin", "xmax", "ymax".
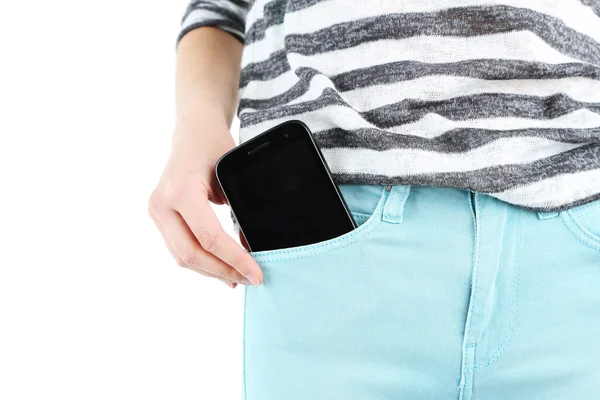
[{"xmin": 0, "ymin": 1, "xmax": 245, "ymax": 398}]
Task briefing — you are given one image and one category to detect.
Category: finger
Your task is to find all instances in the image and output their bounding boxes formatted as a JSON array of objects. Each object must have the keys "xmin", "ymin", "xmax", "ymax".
[
  {"xmin": 182, "ymin": 264, "xmax": 237, "ymax": 289},
  {"xmin": 149, "ymin": 207, "xmax": 251, "ymax": 285},
  {"xmin": 223, "ymin": 280, "xmax": 237, "ymax": 289},
  {"xmin": 150, "ymin": 206, "xmax": 242, "ymax": 287},
  {"xmin": 177, "ymin": 195, "xmax": 263, "ymax": 286},
  {"xmin": 175, "ymin": 259, "xmax": 238, "ymax": 288}
]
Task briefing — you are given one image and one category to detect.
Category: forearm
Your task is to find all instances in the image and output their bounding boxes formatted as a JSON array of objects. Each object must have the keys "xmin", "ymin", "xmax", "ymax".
[{"xmin": 175, "ymin": 27, "xmax": 243, "ymax": 129}]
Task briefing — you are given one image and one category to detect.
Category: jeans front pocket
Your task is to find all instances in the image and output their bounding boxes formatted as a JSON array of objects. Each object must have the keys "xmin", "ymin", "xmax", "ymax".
[
  {"xmin": 248, "ymin": 184, "xmax": 390, "ymax": 265},
  {"xmin": 242, "ymin": 185, "xmax": 398, "ymax": 400}
]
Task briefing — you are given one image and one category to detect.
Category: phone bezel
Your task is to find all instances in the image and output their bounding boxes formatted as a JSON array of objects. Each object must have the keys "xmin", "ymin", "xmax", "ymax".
[{"xmin": 214, "ymin": 119, "xmax": 356, "ymax": 252}]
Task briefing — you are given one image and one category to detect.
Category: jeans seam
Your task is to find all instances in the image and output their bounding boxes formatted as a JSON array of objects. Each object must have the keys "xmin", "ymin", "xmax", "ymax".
[
  {"xmin": 561, "ymin": 211, "xmax": 600, "ymax": 252},
  {"xmin": 351, "ymin": 212, "xmax": 371, "ymax": 220},
  {"xmin": 458, "ymin": 192, "xmax": 479, "ymax": 394},
  {"xmin": 465, "ymin": 191, "xmax": 480, "ymax": 349},
  {"xmin": 472, "ymin": 347, "xmax": 477, "ymax": 400},
  {"xmin": 468, "ymin": 208, "xmax": 524, "ymax": 372}
]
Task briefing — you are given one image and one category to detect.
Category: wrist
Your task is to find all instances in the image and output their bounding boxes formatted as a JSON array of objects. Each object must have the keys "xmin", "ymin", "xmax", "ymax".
[
  {"xmin": 172, "ymin": 112, "xmax": 235, "ymax": 152},
  {"xmin": 175, "ymin": 101, "xmax": 229, "ymax": 128}
]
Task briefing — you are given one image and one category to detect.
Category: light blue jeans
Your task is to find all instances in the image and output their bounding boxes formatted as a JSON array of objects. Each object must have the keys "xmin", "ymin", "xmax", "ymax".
[{"xmin": 243, "ymin": 184, "xmax": 600, "ymax": 400}]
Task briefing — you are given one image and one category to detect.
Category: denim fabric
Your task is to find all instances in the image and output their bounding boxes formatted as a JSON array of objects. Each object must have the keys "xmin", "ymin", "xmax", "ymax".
[{"xmin": 242, "ymin": 184, "xmax": 600, "ymax": 400}]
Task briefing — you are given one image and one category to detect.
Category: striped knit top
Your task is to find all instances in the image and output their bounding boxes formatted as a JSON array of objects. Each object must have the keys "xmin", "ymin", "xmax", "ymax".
[{"xmin": 177, "ymin": 0, "xmax": 600, "ymax": 212}]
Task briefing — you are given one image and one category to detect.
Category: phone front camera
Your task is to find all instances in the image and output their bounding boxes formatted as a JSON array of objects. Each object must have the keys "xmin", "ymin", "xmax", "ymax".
[{"xmin": 284, "ymin": 133, "xmax": 289, "ymax": 138}]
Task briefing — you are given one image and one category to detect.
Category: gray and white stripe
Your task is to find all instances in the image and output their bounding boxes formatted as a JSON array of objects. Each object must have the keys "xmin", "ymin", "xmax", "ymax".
[{"xmin": 178, "ymin": 0, "xmax": 600, "ymax": 211}]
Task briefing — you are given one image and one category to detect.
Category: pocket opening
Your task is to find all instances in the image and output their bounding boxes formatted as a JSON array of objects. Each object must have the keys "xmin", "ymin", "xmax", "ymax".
[
  {"xmin": 249, "ymin": 185, "xmax": 390, "ymax": 263},
  {"xmin": 351, "ymin": 211, "xmax": 372, "ymax": 227}
]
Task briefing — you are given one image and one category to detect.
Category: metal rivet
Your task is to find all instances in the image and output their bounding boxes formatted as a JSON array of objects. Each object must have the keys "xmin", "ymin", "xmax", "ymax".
[{"xmin": 385, "ymin": 185, "xmax": 392, "ymax": 191}]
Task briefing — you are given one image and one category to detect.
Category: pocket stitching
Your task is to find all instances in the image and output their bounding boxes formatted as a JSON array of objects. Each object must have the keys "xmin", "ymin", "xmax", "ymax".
[
  {"xmin": 351, "ymin": 212, "xmax": 371, "ymax": 222},
  {"xmin": 251, "ymin": 188, "xmax": 389, "ymax": 263},
  {"xmin": 561, "ymin": 210, "xmax": 600, "ymax": 252},
  {"xmin": 252, "ymin": 215, "xmax": 382, "ymax": 263}
]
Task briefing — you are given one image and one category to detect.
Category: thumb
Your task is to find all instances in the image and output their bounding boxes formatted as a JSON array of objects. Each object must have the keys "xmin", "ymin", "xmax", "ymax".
[{"xmin": 239, "ymin": 230, "xmax": 250, "ymax": 251}]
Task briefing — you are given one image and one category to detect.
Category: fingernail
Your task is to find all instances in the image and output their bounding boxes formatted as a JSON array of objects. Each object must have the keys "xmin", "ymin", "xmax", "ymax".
[
  {"xmin": 240, "ymin": 278, "xmax": 252, "ymax": 285},
  {"xmin": 245, "ymin": 273, "xmax": 260, "ymax": 286},
  {"xmin": 222, "ymin": 280, "xmax": 236, "ymax": 289}
]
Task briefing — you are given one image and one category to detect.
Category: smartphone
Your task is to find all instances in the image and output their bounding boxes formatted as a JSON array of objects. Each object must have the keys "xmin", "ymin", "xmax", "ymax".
[{"xmin": 215, "ymin": 120, "xmax": 356, "ymax": 252}]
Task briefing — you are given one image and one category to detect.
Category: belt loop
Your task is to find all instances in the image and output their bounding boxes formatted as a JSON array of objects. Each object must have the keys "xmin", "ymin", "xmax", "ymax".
[
  {"xmin": 382, "ymin": 185, "xmax": 411, "ymax": 224},
  {"xmin": 537, "ymin": 211, "xmax": 560, "ymax": 220}
]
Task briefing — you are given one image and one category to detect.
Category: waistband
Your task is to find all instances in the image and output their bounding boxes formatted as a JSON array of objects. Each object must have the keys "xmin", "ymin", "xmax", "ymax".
[{"xmin": 338, "ymin": 184, "xmax": 561, "ymax": 222}]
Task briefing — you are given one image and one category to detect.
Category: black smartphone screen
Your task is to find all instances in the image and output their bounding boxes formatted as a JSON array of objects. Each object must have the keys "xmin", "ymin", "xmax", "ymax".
[{"xmin": 216, "ymin": 120, "xmax": 356, "ymax": 252}]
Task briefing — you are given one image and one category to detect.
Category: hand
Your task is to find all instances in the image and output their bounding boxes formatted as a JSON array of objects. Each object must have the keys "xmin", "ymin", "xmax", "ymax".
[{"xmin": 148, "ymin": 114, "xmax": 263, "ymax": 288}]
